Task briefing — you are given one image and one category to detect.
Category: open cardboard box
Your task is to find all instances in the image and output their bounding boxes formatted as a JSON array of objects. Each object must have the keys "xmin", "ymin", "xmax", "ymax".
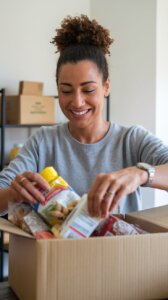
[{"xmin": 1, "ymin": 205, "xmax": 168, "ymax": 300}]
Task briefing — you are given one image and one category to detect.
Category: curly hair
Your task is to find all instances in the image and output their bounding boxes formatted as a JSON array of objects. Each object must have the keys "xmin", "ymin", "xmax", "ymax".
[
  {"xmin": 51, "ymin": 15, "xmax": 114, "ymax": 83},
  {"xmin": 52, "ymin": 15, "xmax": 113, "ymax": 55}
]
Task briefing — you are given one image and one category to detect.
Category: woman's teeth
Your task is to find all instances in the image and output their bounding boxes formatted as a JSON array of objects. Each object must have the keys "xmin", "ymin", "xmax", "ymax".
[{"xmin": 72, "ymin": 109, "xmax": 89, "ymax": 115}]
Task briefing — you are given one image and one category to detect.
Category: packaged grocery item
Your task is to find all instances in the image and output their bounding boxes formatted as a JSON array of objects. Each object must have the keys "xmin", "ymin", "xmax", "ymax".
[
  {"xmin": 34, "ymin": 166, "xmax": 80, "ymax": 226},
  {"xmin": 50, "ymin": 223, "xmax": 61, "ymax": 239},
  {"xmin": 8, "ymin": 201, "xmax": 32, "ymax": 234},
  {"xmin": 56, "ymin": 194, "xmax": 101, "ymax": 239},
  {"xmin": 91, "ymin": 214, "xmax": 148, "ymax": 237},
  {"xmin": 10, "ymin": 143, "xmax": 23, "ymax": 160},
  {"xmin": 24, "ymin": 210, "xmax": 54, "ymax": 239}
]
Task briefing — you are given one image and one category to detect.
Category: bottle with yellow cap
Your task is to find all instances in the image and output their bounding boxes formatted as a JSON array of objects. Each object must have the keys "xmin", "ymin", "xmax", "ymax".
[
  {"xmin": 34, "ymin": 166, "xmax": 80, "ymax": 227},
  {"xmin": 40, "ymin": 166, "xmax": 69, "ymax": 189},
  {"xmin": 10, "ymin": 143, "xmax": 23, "ymax": 160}
]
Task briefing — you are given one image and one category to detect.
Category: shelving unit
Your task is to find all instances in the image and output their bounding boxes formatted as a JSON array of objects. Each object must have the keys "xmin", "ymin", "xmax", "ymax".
[
  {"xmin": 0, "ymin": 88, "xmax": 110, "ymax": 281},
  {"xmin": 0, "ymin": 89, "xmax": 5, "ymax": 171},
  {"xmin": 0, "ymin": 89, "xmax": 58, "ymax": 171}
]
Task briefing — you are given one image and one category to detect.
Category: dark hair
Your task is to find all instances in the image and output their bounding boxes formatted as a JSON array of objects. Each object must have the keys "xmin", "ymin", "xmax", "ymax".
[{"xmin": 51, "ymin": 15, "xmax": 114, "ymax": 84}]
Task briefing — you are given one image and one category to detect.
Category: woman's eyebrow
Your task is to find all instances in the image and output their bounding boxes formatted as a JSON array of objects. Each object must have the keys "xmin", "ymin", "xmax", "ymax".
[
  {"xmin": 60, "ymin": 81, "xmax": 97, "ymax": 86},
  {"xmin": 80, "ymin": 81, "xmax": 97, "ymax": 86},
  {"xmin": 60, "ymin": 83, "xmax": 72, "ymax": 86}
]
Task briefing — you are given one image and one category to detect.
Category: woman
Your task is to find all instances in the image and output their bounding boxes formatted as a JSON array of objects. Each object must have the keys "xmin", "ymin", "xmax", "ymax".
[{"xmin": 0, "ymin": 15, "xmax": 168, "ymax": 218}]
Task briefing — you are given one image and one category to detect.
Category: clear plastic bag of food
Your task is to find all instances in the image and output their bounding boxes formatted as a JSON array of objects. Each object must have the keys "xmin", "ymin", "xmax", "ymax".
[
  {"xmin": 8, "ymin": 201, "xmax": 32, "ymax": 234},
  {"xmin": 24, "ymin": 210, "xmax": 54, "ymax": 239}
]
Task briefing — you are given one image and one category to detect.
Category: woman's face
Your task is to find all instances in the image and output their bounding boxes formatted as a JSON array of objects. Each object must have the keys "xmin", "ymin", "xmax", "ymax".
[{"xmin": 57, "ymin": 60, "xmax": 110, "ymax": 131}]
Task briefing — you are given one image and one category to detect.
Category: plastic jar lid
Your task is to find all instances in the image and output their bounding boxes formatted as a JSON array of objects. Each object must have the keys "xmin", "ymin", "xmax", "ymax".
[
  {"xmin": 13, "ymin": 143, "xmax": 24, "ymax": 148},
  {"xmin": 40, "ymin": 166, "xmax": 58, "ymax": 183}
]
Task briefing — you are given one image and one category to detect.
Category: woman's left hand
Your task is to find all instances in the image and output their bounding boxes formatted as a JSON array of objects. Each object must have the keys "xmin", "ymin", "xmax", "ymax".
[{"xmin": 87, "ymin": 166, "xmax": 148, "ymax": 218}]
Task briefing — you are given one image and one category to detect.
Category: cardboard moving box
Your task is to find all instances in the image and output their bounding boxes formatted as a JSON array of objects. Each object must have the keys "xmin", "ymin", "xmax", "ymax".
[
  {"xmin": 5, "ymin": 95, "xmax": 55, "ymax": 124},
  {"xmin": 1, "ymin": 205, "xmax": 168, "ymax": 300},
  {"xmin": 19, "ymin": 81, "xmax": 43, "ymax": 96}
]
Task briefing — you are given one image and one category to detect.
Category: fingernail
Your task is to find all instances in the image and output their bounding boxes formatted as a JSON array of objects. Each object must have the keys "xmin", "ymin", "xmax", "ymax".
[
  {"xmin": 101, "ymin": 212, "xmax": 106, "ymax": 218},
  {"xmin": 41, "ymin": 197, "xmax": 46, "ymax": 204}
]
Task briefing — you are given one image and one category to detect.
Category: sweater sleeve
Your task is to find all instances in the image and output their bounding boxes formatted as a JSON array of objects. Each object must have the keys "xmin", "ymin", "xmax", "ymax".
[{"xmin": 129, "ymin": 125, "xmax": 168, "ymax": 165}]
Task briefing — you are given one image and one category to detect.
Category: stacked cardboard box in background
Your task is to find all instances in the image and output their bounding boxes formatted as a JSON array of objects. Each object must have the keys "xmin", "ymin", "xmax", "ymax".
[
  {"xmin": 19, "ymin": 81, "xmax": 43, "ymax": 96},
  {"xmin": 5, "ymin": 81, "xmax": 55, "ymax": 124}
]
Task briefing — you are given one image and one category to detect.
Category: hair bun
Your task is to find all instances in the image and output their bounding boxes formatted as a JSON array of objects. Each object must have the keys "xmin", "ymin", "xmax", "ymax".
[{"xmin": 52, "ymin": 15, "xmax": 114, "ymax": 55}]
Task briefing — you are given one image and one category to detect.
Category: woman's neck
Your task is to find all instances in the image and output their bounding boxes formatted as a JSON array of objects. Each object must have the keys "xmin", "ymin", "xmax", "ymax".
[{"xmin": 68, "ymin": 121, "xmax": 110, "ymax": 144}]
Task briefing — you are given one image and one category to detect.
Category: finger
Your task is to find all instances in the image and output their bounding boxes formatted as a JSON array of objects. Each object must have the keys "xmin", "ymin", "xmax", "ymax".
[
  {"xmin": 22, "ymin": 172, "xmax": 50, "ymax": 190},
  {"xmin": 15, "ymin": 174, "xmax": 46, "ymax": 203},
  {"xmin": 106, "ymin": 190, "xmax": 115, "ymax": 197},
  {"xmin": 99, "ymin": 178, "xmax": 119, "ymax": 217},
  {"xmin": 11, "ymin": 180, "xmax": 37, "ymax": 204},
  {"xmin": 20, "ymin": 178, "xmax": 46, "ymax": 203},
  {"xmin": 88, "ymin": 174, "xmax": 110, "ymax": 216},
  {"xmin": 19, "ymin": 177, "xmax": 27, "ymax": 185},
  {"xmin": 109, "ymin": 187, "xmax": 125, "ymax": 212},
  {"xmin": 100, "ymin": 192, "xmax": 115, "ymax": 218}
]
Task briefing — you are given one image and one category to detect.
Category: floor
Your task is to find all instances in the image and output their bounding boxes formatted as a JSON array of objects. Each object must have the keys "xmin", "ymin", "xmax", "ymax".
[{"xmin": 0, "ymin": 281, "xmax": 18, "ymax": 299}]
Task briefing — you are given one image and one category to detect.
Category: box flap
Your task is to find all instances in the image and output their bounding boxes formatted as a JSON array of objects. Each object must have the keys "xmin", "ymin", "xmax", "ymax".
[
  {"xmin": 0, "ymin": 217, "xmax": 34, "ymax": 238},
  {"xmin": 127, "ymin": 205, "xmax": 168, "ymax": 230}
]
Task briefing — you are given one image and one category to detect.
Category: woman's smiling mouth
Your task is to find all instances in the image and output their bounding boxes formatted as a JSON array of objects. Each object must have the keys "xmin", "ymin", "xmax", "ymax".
[{"xmin": 70, "ymin": 109, "xmax": 91, "ymax": 117}]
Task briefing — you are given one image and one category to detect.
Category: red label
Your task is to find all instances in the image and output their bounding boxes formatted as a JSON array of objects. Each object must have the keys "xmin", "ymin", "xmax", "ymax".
[{"xmin": 45, "ymin": 186, "xmax": 67, "ymax": 202}]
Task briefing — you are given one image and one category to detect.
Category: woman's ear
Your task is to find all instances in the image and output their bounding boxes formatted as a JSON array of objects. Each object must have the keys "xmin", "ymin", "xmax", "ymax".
[{"xmin": 104, "ymin": 78, "xmax": 110, "ymax": 97}]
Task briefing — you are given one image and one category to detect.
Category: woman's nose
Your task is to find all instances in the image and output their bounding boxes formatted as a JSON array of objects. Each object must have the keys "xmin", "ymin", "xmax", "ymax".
[{"xmin": 72, "ymin": 92, "xmax": 85, "ymax": 107}]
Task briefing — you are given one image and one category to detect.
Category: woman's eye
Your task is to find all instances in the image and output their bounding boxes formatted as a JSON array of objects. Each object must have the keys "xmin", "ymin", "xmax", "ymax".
[
  {"xmin": 84, "ymin": 89, "xmax": 95, "ymax": 94},
  {"xmin": 62, "ymin": 90, "xmax": 72, "ymax": 94}
]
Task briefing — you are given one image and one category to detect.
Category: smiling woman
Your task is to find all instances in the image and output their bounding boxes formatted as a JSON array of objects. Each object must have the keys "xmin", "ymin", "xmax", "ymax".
[
  {"xmin": 57, "ymin": 60, "xmax": 110, "ymax": 143},
  {"xmin": 0, "ymin": 15, "xmax": 168, "ymax": 219},
  {"xmin": 52, "ymin": 15, "xmax": 112, "ymax": 143}
]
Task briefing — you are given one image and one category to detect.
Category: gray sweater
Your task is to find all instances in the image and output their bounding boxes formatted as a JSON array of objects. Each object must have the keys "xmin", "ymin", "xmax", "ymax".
[{"xmin": 1, "ymin": 122, "xmax": 168, "ymax": 213}]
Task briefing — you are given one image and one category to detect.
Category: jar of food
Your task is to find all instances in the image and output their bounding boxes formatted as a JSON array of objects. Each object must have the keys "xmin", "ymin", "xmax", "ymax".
[{"xmin": 10, "ymin": 143, "xmax": 23, "ymax": 160}]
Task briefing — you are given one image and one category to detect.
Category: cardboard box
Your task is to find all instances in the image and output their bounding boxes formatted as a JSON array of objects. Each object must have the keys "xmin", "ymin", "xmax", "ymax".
[
  {"xmin": 19, "ymin": 81, "xmax": 43, "ymax": 96},
  {"xmin": 5, "ymin": 95, "xmax": 55, "ymax": 124},
  {"xmin": 1, "ymin": 205, "xmax": 168, "ymax": 300}
]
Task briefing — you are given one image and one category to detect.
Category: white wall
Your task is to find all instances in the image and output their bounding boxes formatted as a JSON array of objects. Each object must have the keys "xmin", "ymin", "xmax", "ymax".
[
  {"xmin": 90, "ymin": 0, "xmax": 157, "ymax": 209},
  {"xmin": 156, "ymin": 0, "xmax": 168, "ymax": 144},
  {"xmin": 91, "ymin": 0, "xmax": 156, "ymax": 132},
  {"xmin": 90, "ymin": 0, "xmax": 168, "ymax": 209},
  {"xmin": 155, "ymin": 0, "xmax": 168, "ymax": 206},
  {"xmin": 0, "ymin": 0, "xmax": 90, "ymax": 161},
  {"xmin": 0, "ymin": 0, "xmax": 90, "ymax": 95}
]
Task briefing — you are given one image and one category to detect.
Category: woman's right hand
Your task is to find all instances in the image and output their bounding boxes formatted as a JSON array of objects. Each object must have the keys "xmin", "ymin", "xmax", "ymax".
[{"xmin": 10, "ymin": 171, "xmax": 50, "ymax": 205}]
